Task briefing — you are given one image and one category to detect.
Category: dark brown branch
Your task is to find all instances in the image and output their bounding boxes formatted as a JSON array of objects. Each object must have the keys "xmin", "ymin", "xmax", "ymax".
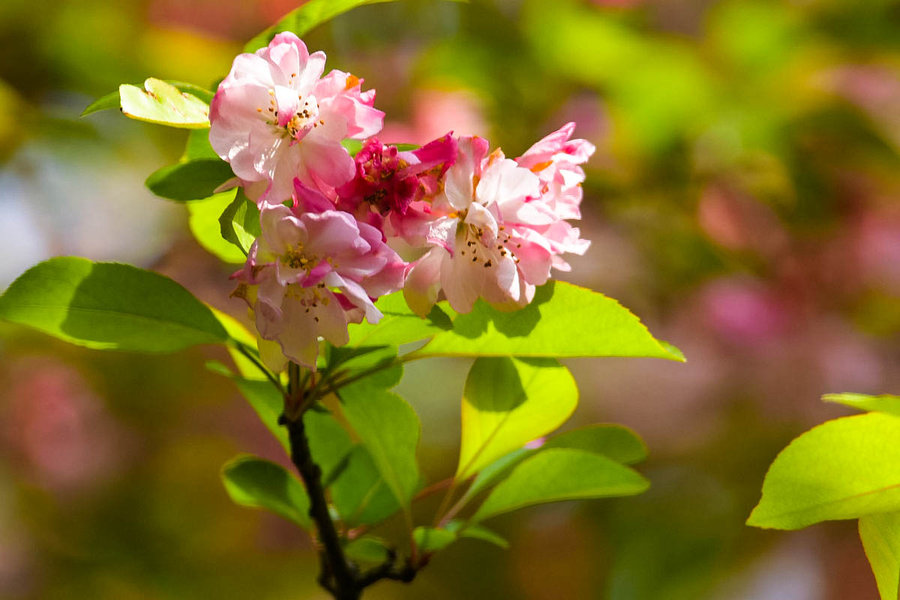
[{"xmin": 281, "ymin": 362, "xmax": 422, "ymax": 599}]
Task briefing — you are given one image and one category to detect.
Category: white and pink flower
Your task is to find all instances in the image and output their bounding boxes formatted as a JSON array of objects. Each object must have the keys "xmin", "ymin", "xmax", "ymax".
[
  {"xmin": 209, "ymin": 32, "xmax": 383, "ymax": 206},
  {"xmin": 403, "ymin": 126, "xmax": 593, "ymax": 316},
  {"xmin": 232, "ymin": 180, "xmax": 405, "ymax": 369}
]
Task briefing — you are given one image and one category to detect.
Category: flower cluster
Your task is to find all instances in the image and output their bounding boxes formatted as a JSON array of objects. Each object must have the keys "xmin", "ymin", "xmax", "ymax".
[{"xmin": 211, "ymin": 33, "xmax": 593, "ymax": 368}]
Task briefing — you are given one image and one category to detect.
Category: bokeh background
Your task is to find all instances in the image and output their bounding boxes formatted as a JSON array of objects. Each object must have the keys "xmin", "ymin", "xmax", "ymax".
[{"xmin": 1, "ymin": 0, "xmax": 899, "ymax": 597}]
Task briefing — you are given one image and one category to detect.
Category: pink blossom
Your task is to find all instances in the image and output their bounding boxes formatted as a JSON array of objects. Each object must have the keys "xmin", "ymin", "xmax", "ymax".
[
  {"xmin": 232, "ymin": 180, "xmax": 405, "ymax": 369},
  {"xmin": 209, "ymin": 32, "xmax": 383, "ymax": 206},
  {"xmin": 335, "ymin": 134, "xmax": 457, "ymax": 235},
  {"xmin": 404, "ymin": 127, "xmax": 593, "ymax": 315}
]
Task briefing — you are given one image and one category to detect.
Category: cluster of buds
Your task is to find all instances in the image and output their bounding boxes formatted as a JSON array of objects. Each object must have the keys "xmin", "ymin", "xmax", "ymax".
[{"xmin": 210, "ymin": 33, "xmax": 594, "ymax": 368}]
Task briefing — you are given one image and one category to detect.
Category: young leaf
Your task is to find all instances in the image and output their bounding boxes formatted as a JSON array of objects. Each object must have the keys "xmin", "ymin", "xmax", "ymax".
[
  {"xmin": 344, "ymin": 536, "xmax": 391, "ymax": 564},
  {"xmin": 748, "ymin": 413, "xmax": 900, "ymax": 530},
  {"xmin": 413, "ymin": 526, "xmax": 457, "ymax": 554},
  {"xmin": 446, "ymin": 521, "xmax": 509, "ymax": 549},
  {"xmin": 456, "ymin": 357, "xmax": 578, "ymax": 480},
  {"xmin": 415, "ymin": 281, "xmax": 684, "ymax": 360},
  {"xmin": 859, "ymin": 511, "xmax": 900, "ymax": 600},
  {"xmin": 221, "ymin": 455, "xmax": 310, "ymax": 528},
  {"xmin": 339, "ymin": 382, "xmax": 421, "ymax": 510},
  {"xmin": 186, "ymin": 190, "xmax": 247, "ymax": 264},
  {"xmin": 471, "ymin": 449, "xmax": 649, "ymax": 522},
  {"xmin": 543, "ymin": 424, "xmax": 648, "ymax": 465},
  {"xmin": 119, "ymin": 78, "xmax": 210, "ymax": 128},
  {"xmin": 145, "ymin": 159, "xmax": 235, "ymax": 201},
  {"xmin": 0, "ymin": 257, "xmax": 228, "ymax": 352},
  {"xmin": 330, "ymin": 445, "xmax": 403, "ymax": 526},
  {"xmin": 81, "ymin": 80, "xmax": 214, "ymax": 117},
  {"xmin": 823, "ymin": 393, "xmax": 900, "ymax": 417},
  {"xmin": 219, "ymin": 189, "xmax": 261, "ymax": 256},
  {"xmin": 244, "ymin": 0, "xmax": 397, "ymax": 52},
  {"xmin": 233, "ymin": 377, "xmax": 288, "ymax": 452}
]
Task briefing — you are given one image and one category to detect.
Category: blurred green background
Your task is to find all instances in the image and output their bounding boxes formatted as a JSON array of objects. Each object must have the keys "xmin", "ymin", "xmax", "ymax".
[{"xmin": 1, "ymin": 0, "xmax": 899, "ymax": 598}]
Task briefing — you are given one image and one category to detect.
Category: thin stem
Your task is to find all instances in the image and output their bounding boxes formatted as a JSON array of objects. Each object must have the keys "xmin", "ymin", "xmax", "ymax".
[{"xmin": 233, "ymin": 342, "xmax": 284, "ymax": 394}]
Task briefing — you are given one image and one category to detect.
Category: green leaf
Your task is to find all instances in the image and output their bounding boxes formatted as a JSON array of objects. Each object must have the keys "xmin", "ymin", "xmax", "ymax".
[
  {"xmin": 145, "ymin": 159, "xmax": 235, "ymax": 201},
  {"xmin": 416, "ymin": 282, "xmax": 684, "ymax": 360},
  {"xmin": 339, "ymin": 382, "xmax": 420, "ymax": 510},
  {"xmin": 219, "ymin": 189, "xmax": 261, "ymax": 256},
  {"xmin": 344, "ymin": 536, "xmax": 390, "ymax": 564},
  {"xmin": 824, "ymin": 393, "xmax": 900, "ymax": 417},
  {"xmin": 233, "ymin": 378, "xmax": 288, "ymax": 452},
  {"xmin": 327, "ymin": 345, "xmax": 402, "ymax": 390},
  {"xmin": 446, "ymin": 521, "xmax": 509, "ymax": 549},
  {"xmin": 81, "ymin": 80, "xmax": 215, "ymax": 117},
  {"xmin": 305, "ymin": 409, "xmax": 354, "ymax": 484},
  {"xmin": 544, "ymin": 424, "xmax": 648, "ymax": 465},
  {"xmin": 0, "ymin": 257, "xmax": 228, "ymax": 352},
  {"xmin": 456, "ymin": 357, "xmax": 578, "ymax": 480},
  {"xmin": 182, "ymin": 129, "xmax": 220, "ymax": 161},
  {"xmin": 186, "ymin": 190, "xmax": 247, "ymax": 264},
  {"xmin": 748, "ymin": 413, "xmax": 900, "ymax": 530},
  {"xmin": 221, "ymin": 455, "xmax": 310, "ymax": 528},
  {"xmin": 330, "ymin": 445, "xmax": 403, "ymax": 526},
  {"xmin": 210, "ymin": 307, "xmax": 269, "ymax": 381},
  {"xmin": 414, "ymin": 526, "xmax": 457, "ymax": 554},
  {"xmin": 347, "ymin": 292, "xmax": 452, "ymax": 347},
  {"xmin": 472, "ymin": 448, "xmax": 649, "ymax": 522},
  {"xmin": 461, "ymin": 425, "xmax": 647, "ymax": 507},
  {"xmin": 860, "ymin": 511, "xmax": 900, "ymax": 600},
  {"xmin": 463, "ymin": 448, "xmax": 533, "ymax": 503},
  {"xmin": 244, "ymin": 0, "xmax": 397, "ymax": 52},
  {"xmin": 119, "ymin": 78, "xmax": 210, "ymax": 128}
]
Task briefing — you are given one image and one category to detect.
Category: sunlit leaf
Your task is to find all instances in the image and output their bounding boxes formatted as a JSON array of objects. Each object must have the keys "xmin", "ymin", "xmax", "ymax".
[
  {"xmin": 860, "ymin": 511, "xmax": 900, "ymax": 600},
  {"xmin": 416, "ymin": 282, "xmax": 683, "ymax": 360},
  {"xmin": 339, "ymin": 381, "xmax": 420, "ymax": 510},
  {"xmin": 81, "ymin": 80, "xmax": 214, "ymax": 117},
  {"xmin": 145, "ymin": 159, "xmax": 235, "ymax": 201},
  {"xmin": 543, "ymin": 424, "xmax": 648, "ymax": 465},
  {"xmin": 748, "ymin": 413, "xmax": 900, "ymax": 530},
  {"xmin": 119, "ymin": 78, "xmax": 210, "ymax": 128},
  {"xmin": 221, "ymin": 455, "xmax": 310, "ymax": 528},
  {"xmin": 186, "ymin": 190, "xmax": 246, "ymax": 264},
  {"xmin": 0, "ymin": 257, "xmax": 228, "ymax": 352},
  {"xmin": 347, "ymin": 292, "xmax": 452, "ymax": 347},
  {"xmin": 244, "ymin": 0, "xmax": 397, "ymax": 53},
  {"xmin": 233, "ymin": 377, "xmax": 288, "ymax": 452},
  {"xmin": 456, "ymin": 357, "xmax": 578, "ymax": 480},
  {"xmin": 219, "ymin": 189, "xmax": 261, "ymax": 256},
  {"xmin": 823, "ymin": 393, "xmax": 900, "ymax": 417},
  {"xmin": 472, "ymin": 449, "xmax": 649, "ymax": 522}
]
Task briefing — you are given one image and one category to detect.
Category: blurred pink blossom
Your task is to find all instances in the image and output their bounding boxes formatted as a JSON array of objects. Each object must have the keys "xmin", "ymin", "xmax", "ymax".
[{"xmin": 4, "ymin": 359, "xmax": 126, "ymax": 494}]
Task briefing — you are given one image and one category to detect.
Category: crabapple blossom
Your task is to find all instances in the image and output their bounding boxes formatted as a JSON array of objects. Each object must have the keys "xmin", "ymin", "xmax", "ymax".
[
  {"xmin": 232, "ymin": 180, "xmax": 405, "ymax": 369},
  {"xmin": 209, "ymin": 32, "xmax": 383, "ymax": 206},
  {"xmin": 404, "ymin": 129, "xmax": 592, "ymax": 316},
  {"xmin": 335, "ymin": 134, "xmax": 457, "ymax": 238}
]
